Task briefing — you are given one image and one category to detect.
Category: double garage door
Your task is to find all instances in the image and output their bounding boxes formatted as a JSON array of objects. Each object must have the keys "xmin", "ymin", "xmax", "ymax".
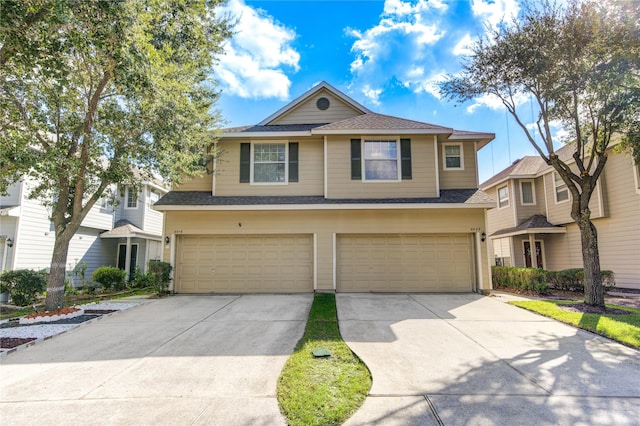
[{"xmin": 176, "ymin": 233, "xmax": 473, "ymax": 293}]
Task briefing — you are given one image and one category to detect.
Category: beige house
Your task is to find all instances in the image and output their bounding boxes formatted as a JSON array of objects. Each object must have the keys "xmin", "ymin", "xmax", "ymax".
[
  {"xmin": 481, "ymin": 144, "xmax": 640, "ymax": 289},
  {"xmin": 154, "ymin": 82, "xmax": 496, "ymax": 293}
]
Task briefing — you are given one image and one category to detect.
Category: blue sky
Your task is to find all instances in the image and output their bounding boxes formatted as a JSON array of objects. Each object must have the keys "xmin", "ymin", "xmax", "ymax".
[{"xmin": 213, "ymin": 0, "xmax": 561, "ymax": 183}]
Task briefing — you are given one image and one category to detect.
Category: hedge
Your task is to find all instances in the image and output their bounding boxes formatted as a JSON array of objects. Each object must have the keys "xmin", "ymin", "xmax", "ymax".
[{"xmin": 492, "ymin": 266, "xmax": 615, "ymax": 294}]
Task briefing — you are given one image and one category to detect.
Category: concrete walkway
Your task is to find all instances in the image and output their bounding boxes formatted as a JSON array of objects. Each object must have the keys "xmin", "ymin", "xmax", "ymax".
[
  {"xmin": 0, "ymin": 294, "xmax": 312, "ymax": 426},
  {"xmin": 337, "ymin": 293, "xmax": 640, "ymax": 426}
]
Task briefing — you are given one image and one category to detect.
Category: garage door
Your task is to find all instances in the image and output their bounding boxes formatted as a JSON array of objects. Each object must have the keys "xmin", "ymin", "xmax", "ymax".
[
  {"xmin": 337, "ymin": 234, "xmax": 473, "ymax": 292},
  {"xmin": 177, "ymin": 235, "xmax": 313, "ymax": 293}
]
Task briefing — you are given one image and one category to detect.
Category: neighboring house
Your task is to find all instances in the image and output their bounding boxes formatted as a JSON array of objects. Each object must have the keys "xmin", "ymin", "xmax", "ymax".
[
  {"xmin": 0, "ymin": 178, "xmax": 167, "ymax": 284},
  {"xmin": 481, "ymin": 144, "xmax": 640, "ymax": 289},
  {"xmin": 154, "ymin": 82, "xmax": 496, "ymax": 294}
]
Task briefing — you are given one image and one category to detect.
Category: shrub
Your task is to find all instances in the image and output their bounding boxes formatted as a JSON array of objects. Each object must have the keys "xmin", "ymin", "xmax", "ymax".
[
  {"xmin": 492, "ymin": 266, "xmax": 549, "ymax": 294},
  {"xmin": 546, "ymin": 268, "xmax": 615, "ymax": 292},
  {"xmin": 130, "ymin": 267, "xmax": 153, "ymax": 289},
  {"xmin": 92, "ymin": 266, "xmax": 126, "ymax": 291},
  {"xmin": 0, "ymin": 269, "xmax": 48, "ymax": 306},
  {"xmin": 147, "ymin": 260, "xmax": 172, "ymax": 295}
]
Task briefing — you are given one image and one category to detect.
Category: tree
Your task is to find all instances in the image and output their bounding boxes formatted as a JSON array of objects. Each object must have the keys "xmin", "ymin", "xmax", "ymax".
[
  {"xmin": 0, "ymin": 0, "xmax": 231, "ymax": 310},
  {"xmin": 441, "ymin": 0, "xmax": 640, "ymax": 307}
]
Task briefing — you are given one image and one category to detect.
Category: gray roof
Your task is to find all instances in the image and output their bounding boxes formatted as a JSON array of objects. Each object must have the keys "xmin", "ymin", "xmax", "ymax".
[
  {"xmin": 491, "ymin": 214, "xmax": 565, "ymax": 237},
  {"xmin": 223, "ymin": 123, "xmax": 326, "ymax": 133},
  {"xmin": 313, "ymin": 113, "xmax": 452, "ymax": 132},
  {"xmin": 154, "ymin": 189, "xmax": 494, "ymax": 208},
  {"xmin": 100, "ymin": 219, "xmax": 161, "ymax": 239}
]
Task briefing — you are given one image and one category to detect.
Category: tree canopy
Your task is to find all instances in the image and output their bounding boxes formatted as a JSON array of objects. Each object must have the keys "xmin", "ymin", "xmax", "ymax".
[
  {"xmin": 0, "ymin": 0, "xmax": 232, "ymax": 309},
  {"xmin": 440, "ymin": 0, "xmax": 639, "ymax": 307}
]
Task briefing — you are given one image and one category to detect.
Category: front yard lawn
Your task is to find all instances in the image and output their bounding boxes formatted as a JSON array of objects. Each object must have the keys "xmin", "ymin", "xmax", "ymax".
[
  {"xmin": 509, "ymin": 300, "xmax": 640, "ymax": 349},
  {"xmin": 277, "ymin": 293, "xmax": 371, "ymax": 426}
]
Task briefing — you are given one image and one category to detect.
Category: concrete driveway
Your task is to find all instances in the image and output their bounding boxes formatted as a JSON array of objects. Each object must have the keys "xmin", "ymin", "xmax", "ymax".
[
  {"xmin": 0, "ymin": 294, "xmax": 312, "ymax": 426},
  {"xmin": 337, "ymin": 293, "xmax": 640, "ymax": 426}
]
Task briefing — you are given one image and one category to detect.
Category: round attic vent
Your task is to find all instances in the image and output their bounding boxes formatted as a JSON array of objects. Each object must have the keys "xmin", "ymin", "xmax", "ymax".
[{"xmin": 316, "ymin": 97, "xmax": 330, "ymax": 110}]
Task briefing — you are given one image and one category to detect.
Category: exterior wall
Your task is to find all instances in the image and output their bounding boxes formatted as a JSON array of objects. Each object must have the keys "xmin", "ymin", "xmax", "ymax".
[
  {"xmin": 270, "ymin": 90, "xmax": 362, "ymax": 125},
  {"xmin": 66, "ymin": 226, "xmax": 117, "ymax": 285},
  {"xmin": 438, "ymin": 142, "xmax": 478, "ymax": 190},
  {"xmin": 0, "ymin": 181, "xmax": 23, "ymax": 207},
  {"xmin": 515, "ymin": 178, "xmax": 545, "ymax": 223},
  {"xmin": 0, "ymin": 219, "xmax": 17, "ymax": 271},
  {"xmin": 13, "ymin": 196, "xmax": 56, "ymax": 270},
  {"xmin": 174, "ymin": 174, "xmax": 211, "ymax": 191},
  {"xmin": 143, "ymin": 187, "xmax": 164, "ymax": 235},
  {"xmin": 543, "ymin": 170, "xmax": 606, "ymax": 225},
  {"xmin": 115, "ymin": 186, "xmax": 145, "ymax": 228},
  {"xmin": 326, "ymin": 135, "xmax": 438, "ymax": 199},
  {"xmin": 485, "ymin": 182, "xmax": 516, "ymax": 235},
  {"xmin": 80, "ymin": 201, "xmax": 114, "ymax": 230},
  {"xmin": 162, "ymin": 208, "xmax": 491, "ymax": 292},
  {"xmin": 214, "ymin": 138, "xmax": 324, "ymax": 196}
]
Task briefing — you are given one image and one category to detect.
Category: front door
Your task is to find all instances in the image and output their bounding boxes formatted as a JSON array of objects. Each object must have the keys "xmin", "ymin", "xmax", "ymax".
[{"xmin": 523, "ymin": 241, "xmax": 543, "ymax": 269}]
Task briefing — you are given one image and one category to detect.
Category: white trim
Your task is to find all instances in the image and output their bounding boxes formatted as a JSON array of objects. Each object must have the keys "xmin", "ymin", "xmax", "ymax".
[
  {"xmin": 633, "ymin": 160, "xmax": 640, "ymax": 194},
  {"xmin": 250, "ymin": 141, "xmax": 289, "ymax": 185},
  {"xmin": 434, "ymin": 136, "xmax": 440, "ymax": 197},
  {"xmin": 212, "ymin": 154, "xmax": 217, "ymax": 196},
  {"xmin": 313, "ymin": 233, "xmax": 318, "ymax": 291},
  {"xmin": 154, "ymin": 202, "xmax": 496, "ymax": 212},
  {"xmin": 543, "ymin": 174, "xmax": 550, "ymax": 218},
  {"xmin": 323, "ymin": 136, "xmax": 328, "ymax": 197},
  {"xmin": 361, "ymin": 138, "xmax": 401, "ymax": 182},
  {"xmin": 519, "ymin": 179, "xmax": 536, "ymax": 205},
  {"xmin": 497, "ymin": 184, "xmax": 510, "ymax": 209},
  {"xmin": 332, "ymin": 233, "xmax": 337, "ymax": 291},
  {"xmin": 443, "ymin": 142, "xmax": 464, "ymax": 170}
]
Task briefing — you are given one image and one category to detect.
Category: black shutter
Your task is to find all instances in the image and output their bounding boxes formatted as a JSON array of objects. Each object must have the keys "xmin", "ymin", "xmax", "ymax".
[
  {"xmin": 351, "ymin": 139, "xmax": 362, "ymax": 180},
  {"xmin": 400, "ymin": 138, "xmax": 412, "ymax": 180},
  {"xmin": 289, "ymin": 142, "xmax": 299, "ymax": 182},
  {"xmin": 239, "ymin": 143, "xmax": 250, "ymax": 183}
]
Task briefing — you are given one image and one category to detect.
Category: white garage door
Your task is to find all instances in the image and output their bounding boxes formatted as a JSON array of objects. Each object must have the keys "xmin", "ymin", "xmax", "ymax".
[
  {"xmin": 337, "ymin": 234, "xmax": 473, "ymax": 292},
  {"xmin": 177, "ymin": 235, "xmax": 313, "ymax": 293}
]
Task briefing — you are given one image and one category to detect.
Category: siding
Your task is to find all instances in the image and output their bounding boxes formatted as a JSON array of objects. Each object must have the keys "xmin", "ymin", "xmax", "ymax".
[
  {"xmin": 144, "ymin": 188, "xmax": 164, "ymax": 235},
  {"xmin": 13, "ymin": 196, "xmax": 56, "ymax": 270},
  {"xmin": 215, "ymin": 138, "xmax": 324, "ymax": 196},
  {"xmin": 80, "ymin": 202, "xmax": 114, "ymax": 230},
  {"xmin": 438, "ymin": 142, "xmax": 478, "ymax": 190},
  {"xmin": 326, "ymin": 135, "xmax": 438, "ymax": 199},
  {"xmin": 485, "ymin": 184, "xmax": 516, "ymax": 235},
  {"xmin": 515, "ymin": 178, "xmax": 545, "ymax": 223},
  {"xmin": 0, "ymin": 181, "xmax": 23, "ymax": 207},
  {"xmin": 544, "ymin": 170, "xmax": 605, "ymax": 225},
  {"xmin": 174, "ymin": 173, "xmax": 211, "ymax": 191},
  {"xmin": 66, "ymin": 227, "xmax": 117, "ymax": 284},
  {"xmin": 115, "ymin": 186, "xmax": 145, "ymax": 228},
  {"xmin": 0, "ymin": 219, "xmax": 17, "ymax": 271},
  {"xmin": 162, "ymin": 208, "xmax": 490, "ymax": 292},
  {"xmin": 270, "ymin": 90, "xmax": 362, "ymax": 125}
]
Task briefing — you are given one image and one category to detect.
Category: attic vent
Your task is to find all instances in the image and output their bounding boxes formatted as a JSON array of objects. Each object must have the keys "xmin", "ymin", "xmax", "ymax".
[{"xmin": 316, "ymin": 97, "xmax": 330, "ymax": 110}]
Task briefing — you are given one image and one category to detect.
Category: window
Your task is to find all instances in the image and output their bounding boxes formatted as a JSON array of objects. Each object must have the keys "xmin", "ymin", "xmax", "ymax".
[
  {"xmin": 520, "ymin": 180, "xmax": 535, "ymax": 205},
  {"xmin": 125, "ymin": 186, "xmax": 137, "ymax": 209},
  {"xmin": 498, "ymin": 185, "xmax": 509, "ymax": 208},
  {"xmin": 554, "ymin": 172, "xmax": 569, "ymax": 202},
  {"xmin": 443, "ymin": 143, "xmax": 463, "ymax": 170},
  {"xmin": 239, "ymin": 142, "xmax": 298, "ymax": 184},
  {"xmin": 253, "ymin": 143, "xmax": 286, "ymax": 183},
  {"xmin": 363, "ymin": 140, "xmax": 399, "ymax": 181}
]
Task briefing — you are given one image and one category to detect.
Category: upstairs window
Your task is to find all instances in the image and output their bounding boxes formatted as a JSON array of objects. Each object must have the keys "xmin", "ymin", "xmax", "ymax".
[
  {"xmin": 520, "ymin": 180, "xmax": 535, "ymax": 205},
  {"xmin": 498, "ymin": 185, "xmax": 509, "ymax": 208},
  {"xmin": 554, "ymin": 172, "xmax": 569, "ymax": 203},
  {"xmin": 443, "ymin": 143, "xmax": 464, "ymax": 170},
  {"xmin": 363, "ymin": 140, "xmax": 399, "ymax": 181},
  {"xmin": 253, "ymin": 143, "xmax": 286, "ymax": 183},
  {"xmin": 125, "ymin": 186, "xmax": 138, "ymax": 209}
]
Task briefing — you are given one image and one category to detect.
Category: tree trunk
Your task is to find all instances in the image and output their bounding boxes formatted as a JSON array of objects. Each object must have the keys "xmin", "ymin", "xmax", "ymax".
[
  {"xmin": 44, "ymin": 233, "xmax": 72, "ymax": 311},
  {"xmin": 577, "ymin": 212, "xmax": 604, "ymax": 307}
]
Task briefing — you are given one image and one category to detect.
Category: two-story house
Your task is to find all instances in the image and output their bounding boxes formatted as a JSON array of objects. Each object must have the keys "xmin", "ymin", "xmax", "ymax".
[
  {"xmin": 154, "ymin": 82, "xmax": 496, "ymax": 294},
  {"xmin": 0, "ymin": 178, "xmax": 167, "ymax": 284},
  {"xmin": 481, "ymin": 144, "xmax": 640, "ymax": 289}
]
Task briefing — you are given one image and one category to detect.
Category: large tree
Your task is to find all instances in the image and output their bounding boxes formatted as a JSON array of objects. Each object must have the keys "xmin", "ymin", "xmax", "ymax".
[
  {"xmin": 0, "ymin": 0, "xmax": 231, "ymax": 310},
  {"xmin": 441, "ymin": 0, "xmax": 639, "ymax": 307}
]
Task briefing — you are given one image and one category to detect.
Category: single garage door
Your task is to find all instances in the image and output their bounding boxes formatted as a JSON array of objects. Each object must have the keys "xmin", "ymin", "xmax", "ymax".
[
  {"xmin": 337, "ymin": 234, "xmax": 473, "ymax": 292},
  {"xmin": 177, "ymin": 234, "xmax": 313, "ymax": 293}
]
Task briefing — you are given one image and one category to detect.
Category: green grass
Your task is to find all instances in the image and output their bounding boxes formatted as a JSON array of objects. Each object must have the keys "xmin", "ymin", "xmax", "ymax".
[
  {"xmin": 277, "ymin": 293, "xmax": 372, "ymax": 426},
  {"xmin": 509, "ymin": 300, "xmax": 640, "ymax": 349}
]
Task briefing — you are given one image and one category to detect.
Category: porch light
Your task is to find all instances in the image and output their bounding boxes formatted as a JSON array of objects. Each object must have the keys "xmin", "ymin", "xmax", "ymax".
[
  {"xmin": 481, "ymin": 232, "xmax": 486, "ymax": 242},
  {"xmin": 6, "ymin": 238, "xmax": 13, "ymax": 248},
  {"xmin": 164, "ymin": 236, "xmax": 170, "ymax": 245}
]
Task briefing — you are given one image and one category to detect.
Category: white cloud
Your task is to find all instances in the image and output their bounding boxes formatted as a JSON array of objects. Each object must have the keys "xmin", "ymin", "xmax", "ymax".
[
  {"xmin": 471, "ymin": 0, "xmax": 519, "ymax": 30},
  {"xmin": 466, "ymin": 92, "xmax": 530, "ymax": 113},
  {"xmin": 452, "ymin": 33, "xmax": 474, "ymax": 56},
  {"xmin": 215, "ymin": 0, "xmax": 300, "ymax": 100},
  {"xmin": 348, "ymin": 0, "xmax": 448, "ymax": 103}
]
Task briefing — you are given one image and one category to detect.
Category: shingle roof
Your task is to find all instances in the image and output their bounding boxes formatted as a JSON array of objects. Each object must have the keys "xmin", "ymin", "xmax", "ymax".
[
  {"xmin": 100, "ymin": 219, "xmax": 161, "ymax": 239},
  {"xmin": 223, "ymin": 123, "xmax": 326, "ymax": 133},
  {"xmin": 154, "ymin": 189, "xmax": 494, "ymax": 208},
  {"xmin": 314, "ymin": 113, "xmax": 452, "ymax": 132},
  {"xmin": 491, "ymin": 214, "xmax": 565, "ymax": 237},
  {"xmin": 480, "ymin": 156, "xmax": 547, "ymax": 189}
]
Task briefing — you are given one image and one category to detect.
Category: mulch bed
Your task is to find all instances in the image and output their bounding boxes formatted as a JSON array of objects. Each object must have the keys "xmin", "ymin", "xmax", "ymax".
[
  {"xmin": 84, "ymin": 309, "xmax": 118, "ymax": 314},
  {"xmin": 1, "ymin": 337, "xmax": 37, "ymax": 349}
]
